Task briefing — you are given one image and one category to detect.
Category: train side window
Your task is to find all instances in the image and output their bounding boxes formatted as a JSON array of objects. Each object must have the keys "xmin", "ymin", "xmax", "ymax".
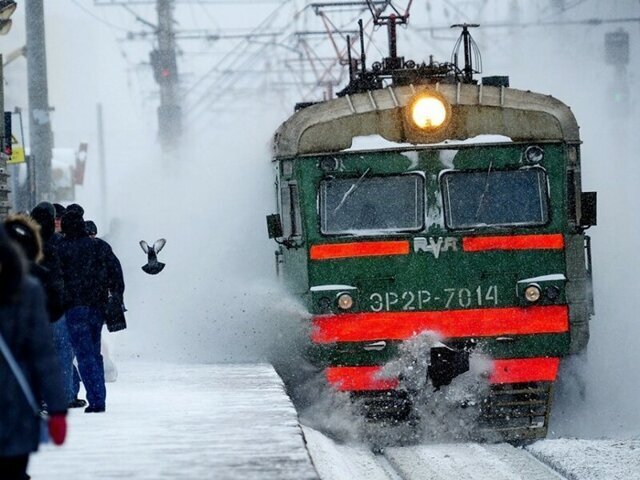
[
  {"xmin": 289, "ymin": 184, "xmax": 302, "ymax": 236},
  {"xmin": 441, "ymin": 167, "xmax": 549, "ymax": 229},
  {"xmin": 567, "ymin": 169, "xmax": 577, "ymax": 225},
  {"xmin": 280, "ymin": 182, "xmax": 302, "ymax": 237}
]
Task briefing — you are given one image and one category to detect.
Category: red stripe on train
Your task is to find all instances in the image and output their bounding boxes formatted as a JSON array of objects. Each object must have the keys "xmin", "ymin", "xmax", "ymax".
[
  {"xmin": 325, "ymin": 357, "xmax": 560, "ymax": 391},
  {"xmin": 310, "ymin": 241, "xmax": 410, "ymax": 260},
  {"xmin": 462, "ymin": 234, "xmax": 565, "ymax": 252},
  {"xmin": 325, "ymin": 366, "xmax": 399, "ymax": 391},
  {"xmin": 312, "ymin": 306, "xmax": 569, "ymax": 344},
  {"xmin": 490, "ymin": 357, "xmax": 560, "ymax": 384}
]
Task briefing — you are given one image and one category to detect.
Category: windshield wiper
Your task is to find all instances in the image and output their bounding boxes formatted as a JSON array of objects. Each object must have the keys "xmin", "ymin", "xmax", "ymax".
[
  {"xmin": 474, "ymin": 161, "xmax": 493, "ymax": 221},
  {"xmin": 333, "ymin": 168, "xmax": 371, "ymax": 213}
]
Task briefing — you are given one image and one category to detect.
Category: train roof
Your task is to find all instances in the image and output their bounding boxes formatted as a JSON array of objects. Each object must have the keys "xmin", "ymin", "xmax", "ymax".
[{"xmin": 272, "ymin": 83, "xmax": 580, "ymax": 159}]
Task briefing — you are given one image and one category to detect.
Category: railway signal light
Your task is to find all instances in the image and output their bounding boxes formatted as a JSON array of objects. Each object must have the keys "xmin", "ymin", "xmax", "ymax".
[{"xmin": 150, "ymin": 49, "xmax": 178, "ymax": 84}]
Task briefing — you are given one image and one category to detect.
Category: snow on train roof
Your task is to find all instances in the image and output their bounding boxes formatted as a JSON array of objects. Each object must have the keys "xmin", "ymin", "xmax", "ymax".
[
  {"xmin": 344, "ymin": 134, "xmax": 512, "ymax": 152},
  {"xmin": 273, "ymin": 83, "xmax": 580, "ymax": 159}
]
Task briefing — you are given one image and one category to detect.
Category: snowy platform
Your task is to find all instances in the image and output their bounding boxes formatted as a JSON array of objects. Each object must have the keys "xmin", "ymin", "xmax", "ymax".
[{"xmin": 29, "ymin": 362, "xmax": 317, "ymax": 480}]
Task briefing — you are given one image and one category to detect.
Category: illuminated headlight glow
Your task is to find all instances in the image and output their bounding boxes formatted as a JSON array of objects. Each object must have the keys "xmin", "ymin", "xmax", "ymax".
[
  {"xmin": 337, "ymin": 293, "xmax": 354, "ymax": 310},
  {"xmin": 524, "ymin": 285, "xmax": 542, "ymax": 303},
  {"xmin": 411, "ymin": 96, "xmax": 448, "ymax": 129}
]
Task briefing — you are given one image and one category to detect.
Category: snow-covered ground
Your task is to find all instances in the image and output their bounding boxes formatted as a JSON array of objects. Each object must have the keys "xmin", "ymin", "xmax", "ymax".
[
  {"xmin": 29, "ymin": 362, "xmax": 317, "ymax": 480},
  {"xmin": 304, "ymin": 426, "xmax": 640, "ymax": 480},
  {"xmin": 28, "ymin": 361, "xmax": 640, "ymax": 480},
  {"xmin": 528, "ymin": 439, "xmax": 640, "ymax": 480}
]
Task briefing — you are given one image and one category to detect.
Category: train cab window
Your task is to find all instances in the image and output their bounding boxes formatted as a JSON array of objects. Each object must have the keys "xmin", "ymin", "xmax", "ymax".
[
  {"xmin": 441, "ymin": 167, "xmax": 549, "ymax": 229},
  {"xmin": 320, "ymin": 174, "xmax": 424, "ymax": 235}
]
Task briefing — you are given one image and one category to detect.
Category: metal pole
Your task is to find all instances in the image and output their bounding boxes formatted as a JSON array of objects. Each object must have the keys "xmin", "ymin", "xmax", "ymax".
[
  {"xmin": 157, "ymin": 0, "xmax": 181, "ymax": 151},
  {"xmin": 97, "ymin": 103, "xmax": 108, "ymax": 228},
  {"xmin": 25, "ymin": 0, "xmax": 53, "ymax": 202},
  {"xmin": 0, "ymin": 56, "xmax": 11, "ymax": 218},
  {"xmin": 387, "ymin": 14, "xmax": 397, "ymax": 59}
]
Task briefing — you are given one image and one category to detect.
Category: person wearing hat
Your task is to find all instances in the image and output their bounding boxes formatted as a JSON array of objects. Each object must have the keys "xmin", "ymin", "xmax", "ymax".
[
  {"xmin": 52, "ymin": 204, "xmax": 65, "ymax": 235},
  {"xmin": 0, "ymin": 223, "xmax": 67, "ymax": 478},
  {"xmin": 57, "ymin": 209, "xmax": 124, "ymax": 413},
  {"xmin": 30, "ymin": 203, "xmax": 87, "ymax": 409},
  {"xmin": 5, "ymin": 214, "xmax": 64, "ymax": 321}
]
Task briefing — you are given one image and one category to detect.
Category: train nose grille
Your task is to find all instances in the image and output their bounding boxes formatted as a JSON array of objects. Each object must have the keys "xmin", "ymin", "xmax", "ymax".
[{"xmin": 477, "ymin": 381, "xmax": 553, "ymax": 442}]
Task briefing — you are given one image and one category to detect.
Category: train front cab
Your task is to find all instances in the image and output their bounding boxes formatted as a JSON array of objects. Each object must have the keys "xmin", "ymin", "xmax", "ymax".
[{"xmin": 270, "ymin": 83, "xmax": 596, "ymax": 442}]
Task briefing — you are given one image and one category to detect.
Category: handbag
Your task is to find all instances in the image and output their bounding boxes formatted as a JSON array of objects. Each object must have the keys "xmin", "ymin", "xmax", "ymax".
[
  {"xmin": 0, "ymin": 330, "xmax": 49, "ymax": 443},
  {"xmin": 104, "ymin": 293, "xmax": 127, "ymax": 333}
]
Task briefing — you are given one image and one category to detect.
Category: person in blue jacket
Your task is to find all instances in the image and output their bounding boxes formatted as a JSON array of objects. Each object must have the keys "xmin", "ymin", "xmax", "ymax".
[{"xmin": 57, "ymin": 209, "xmax": 124, "ymax": 413}]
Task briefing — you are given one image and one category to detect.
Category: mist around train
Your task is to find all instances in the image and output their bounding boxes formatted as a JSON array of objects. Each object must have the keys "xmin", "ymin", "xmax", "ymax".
[
  {"xmin": 92, "ymin": 1, "xmax": 640, "ymax": 442},
  {"xmin": 95, "ymin": 2, "xmax": 640, "ymax": 442},
  {"xmin": 4, "ymin": 1, "xmax": 639, "ymax": 443}
]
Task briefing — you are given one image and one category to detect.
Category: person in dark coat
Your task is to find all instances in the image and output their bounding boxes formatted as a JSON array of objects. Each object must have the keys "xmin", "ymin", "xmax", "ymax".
[
  {"xmin": 30, "ymin": 203, "xmax": 86, "ymax": 408},
  {"xmin": 0, "ymin": 225, "xmax": 67, "ymax": 479},
  {"xmin": 85, "ymin": 220, "xmax": 97, "ymax": 238},
  {"xmin": 7, "ymin": 212, "xmax": 65, "ymax": 322},
  {"xmin": 52, "ymin": 203, "xmax": 66, "ymax": 236},
  {"xmin": 57, "ymin": 209, "xmax": 124, "ymax": 412}
]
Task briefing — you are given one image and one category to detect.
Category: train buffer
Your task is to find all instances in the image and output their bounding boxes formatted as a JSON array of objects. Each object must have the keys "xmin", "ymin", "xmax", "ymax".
[{"xmin": 29, "ymin": 362, "xmax": 317, "ymax": 480}]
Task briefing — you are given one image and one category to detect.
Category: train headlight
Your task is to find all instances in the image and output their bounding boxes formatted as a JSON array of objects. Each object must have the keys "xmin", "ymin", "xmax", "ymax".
[
  {"xmin": 410, "ymin": 95, "xmax": 448, "ymax": 129},
  {"xmin": 337, "ymin": 293, "xmax": 354, "ymax": 310},
  {"xmin": 524, "ymin": 285, "xmax": 542, "ymax": 303},
  {"xmin": 318, "ymin": 297, "xmax": 332, "ymax": 313},
  {"xmin": 524, "ymin": 146, "xmax": 544, "ymax": 163},
  {"xmin": 545, "ymin": 285, "xmax": 560, "ymax": 300}
]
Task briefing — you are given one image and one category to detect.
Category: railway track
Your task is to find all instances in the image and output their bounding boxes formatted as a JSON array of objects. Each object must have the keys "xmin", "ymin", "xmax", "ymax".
[{"xmin": 302, "ymin": 426, "xmax": 570, "ymax": 480}]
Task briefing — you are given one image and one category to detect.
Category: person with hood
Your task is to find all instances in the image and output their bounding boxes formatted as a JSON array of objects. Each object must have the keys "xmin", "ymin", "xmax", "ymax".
[
  {"xmin": 0, "ymin": 224, "xmax": 67, "ymax": 478},
  {"xmin": 57, "ymin": 209, "xmax": 124, "ymax": 413},
  {"xmin": 52, "ymin": 203, "xmax": 66, "ymax": 236},
  {"xmin": 30, "ymin": 203, "xmax": 87, "ymax": 409},
  {"xmin": 19, "ymin": 207, "xmax": 65, "ymax": 322}
]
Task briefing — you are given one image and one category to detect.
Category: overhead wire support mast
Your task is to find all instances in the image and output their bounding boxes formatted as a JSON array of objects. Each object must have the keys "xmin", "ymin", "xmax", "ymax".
[
  {"xmin": 96, "ymin": 0, "xmax": 181, "ymax": 152},
  {"xmin": 156, "ymin": 0, "xmax": 181, "ymax": 151}
]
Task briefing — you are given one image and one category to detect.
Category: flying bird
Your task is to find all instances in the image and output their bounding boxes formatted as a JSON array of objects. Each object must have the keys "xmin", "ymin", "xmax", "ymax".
[{"xmin": 140, "ymin": 238, "xmax": 166, "ymax": 275}]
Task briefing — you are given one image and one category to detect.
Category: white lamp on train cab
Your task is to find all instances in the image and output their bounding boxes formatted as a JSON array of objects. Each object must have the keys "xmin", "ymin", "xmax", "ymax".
[{"xmin": 410, "ymin": 95, "xmax": 449, "ymax": 129}]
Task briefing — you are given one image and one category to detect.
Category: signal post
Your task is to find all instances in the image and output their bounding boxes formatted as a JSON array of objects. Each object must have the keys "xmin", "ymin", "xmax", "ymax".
[{"xmin": 155, "ymin": 0, "xmax": 181, "ymax": 151}]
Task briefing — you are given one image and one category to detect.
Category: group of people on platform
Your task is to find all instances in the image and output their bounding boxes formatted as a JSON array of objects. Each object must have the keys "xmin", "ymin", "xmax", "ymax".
[{"xmin": 0, "ymin": 202, "xmax": 125, "ymax": 479}]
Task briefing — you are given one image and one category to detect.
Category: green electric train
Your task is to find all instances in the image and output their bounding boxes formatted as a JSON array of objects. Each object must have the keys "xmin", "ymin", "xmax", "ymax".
[{"xmin": 267, "ymin": 26, "xmax": 596, "ymax": 442}]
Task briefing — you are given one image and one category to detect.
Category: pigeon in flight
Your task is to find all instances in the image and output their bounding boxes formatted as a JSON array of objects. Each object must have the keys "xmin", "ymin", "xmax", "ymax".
[{"xmin": 140, "ymin": 238, "xmax": 166, "ymax": 275}]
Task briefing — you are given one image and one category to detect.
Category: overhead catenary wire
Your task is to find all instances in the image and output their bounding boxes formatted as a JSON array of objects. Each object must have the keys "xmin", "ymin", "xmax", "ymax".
[
  {"xmin": 182, "ymin": 0, "xmax": 295, "ymax": 106},
  {"xmin": 187, "ymin": 2, "xmax": 380, "ymax": 124},
  {"xmin": 71, "ymin": 0, "xmax": 131, "ymax": 32}
]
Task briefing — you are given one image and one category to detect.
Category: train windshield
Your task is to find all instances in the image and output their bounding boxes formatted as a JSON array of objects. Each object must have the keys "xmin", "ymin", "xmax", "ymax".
[
  {"xmin": 320, "ymin": 174, "xmax": 424, "ymax": 234},
  {"xmin": 441, "ymin": 167, "xmax": 549, "ymax": 229}
]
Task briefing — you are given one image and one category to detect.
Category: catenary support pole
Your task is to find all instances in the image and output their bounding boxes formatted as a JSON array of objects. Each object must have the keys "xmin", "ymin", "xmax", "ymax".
[
  {"xmin": 157, "ymin": 0, "xmax": 182, "ymax": 152},
  {"xmin": 97, "ymin": 103, "xmax": 108, "ymax": 229}
]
